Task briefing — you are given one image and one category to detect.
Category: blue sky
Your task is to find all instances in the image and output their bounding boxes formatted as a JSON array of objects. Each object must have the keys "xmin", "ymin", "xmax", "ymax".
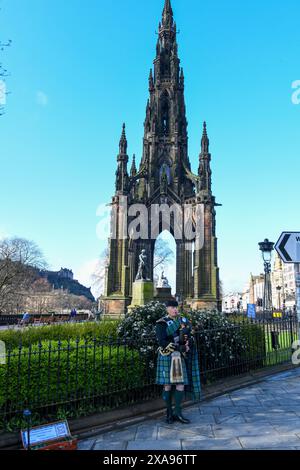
[{"xmin": 0, "ymin": 0, "xmax": 299, "ymax": 296}]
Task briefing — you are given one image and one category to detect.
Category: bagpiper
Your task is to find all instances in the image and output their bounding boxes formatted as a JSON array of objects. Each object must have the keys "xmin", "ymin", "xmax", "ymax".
[{"xmin": 155, "ymin": 299, "xmax": 201, "ymax": 424}]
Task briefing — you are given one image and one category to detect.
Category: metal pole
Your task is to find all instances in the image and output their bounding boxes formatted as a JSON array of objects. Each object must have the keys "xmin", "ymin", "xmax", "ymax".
[
  {"xmin": 289, "ymin": 310, "xmax": 294, "ymax": 349},
  {"xmin": 23, "ymin": 409, "xmax": 31, "ymax": 450},
  {"xmin": 279, "ymin": 290, "xmax": 281, "ymax": 311}
]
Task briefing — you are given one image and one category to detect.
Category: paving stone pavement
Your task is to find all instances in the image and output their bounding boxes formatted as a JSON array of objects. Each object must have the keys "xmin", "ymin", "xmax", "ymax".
[{"xmin": 78, "ymin": 368, "xmax": 300, "ymax": 450}]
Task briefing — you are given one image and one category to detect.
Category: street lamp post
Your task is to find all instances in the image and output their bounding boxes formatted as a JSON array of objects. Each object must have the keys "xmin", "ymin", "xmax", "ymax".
[{"xmin": 259, "ymin": 238, "xmax": 274, "ymax": 317}]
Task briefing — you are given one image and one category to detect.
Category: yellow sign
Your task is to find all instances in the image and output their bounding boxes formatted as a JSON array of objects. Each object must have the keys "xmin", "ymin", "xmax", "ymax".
[{"xmin": 273, "ymin": 312, "xmax": 282, "ymax": 318}]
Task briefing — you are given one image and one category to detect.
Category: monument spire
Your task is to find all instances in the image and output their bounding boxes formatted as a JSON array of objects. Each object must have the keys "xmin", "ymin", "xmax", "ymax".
[
  {"xmin": 119, "ymin": 123, "xmax": 127, "ymax": 155},
  {"xmin": 115, "ymin": 123, "xmax": 129, "ymax": 194},
  {"xmin": 162, "ymin": 0, "xmax": 174, "ymax": 28},
  {"xmin": 198, "ymin": 122, "xmax": 212, "ymax": 192},
  {"xmin": 149, "ymin": 69, "xmax": 154, "ymax": 91},
  {"xmin": 201, "ymin": 121, "xmax": 209, "ymax": 154},
  {"xmin": 130, "ymin": 154, "xmax": 137, "ymax": 177}
]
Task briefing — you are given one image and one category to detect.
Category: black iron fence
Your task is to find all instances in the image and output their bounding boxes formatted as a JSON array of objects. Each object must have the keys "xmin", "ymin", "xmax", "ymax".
[
  {"xmin": 197, "ymin": 315, "xmax": 298, "ymax": 383},
  {"xmin": 0, "ymin": 336, "xmax": 160, "ymax": 427},
  {"xmin": 0, "ymin": 316, "xmax": 298, "ymax": 428}
]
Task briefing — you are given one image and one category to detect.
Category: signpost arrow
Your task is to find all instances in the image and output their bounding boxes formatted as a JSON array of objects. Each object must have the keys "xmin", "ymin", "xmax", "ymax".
[
  {"xmin": 275, "ymin": 232, "xmax": 300, "ymax": 263},
  {"xmin": 275, "ymin": 232, "xmax": 300, "ymax": 348}
]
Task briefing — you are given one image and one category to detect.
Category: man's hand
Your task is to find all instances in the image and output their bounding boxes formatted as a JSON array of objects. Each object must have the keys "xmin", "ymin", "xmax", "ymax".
[{"xmin": 163, "ymin": 343, "xmax": 176, "ymax": 354}]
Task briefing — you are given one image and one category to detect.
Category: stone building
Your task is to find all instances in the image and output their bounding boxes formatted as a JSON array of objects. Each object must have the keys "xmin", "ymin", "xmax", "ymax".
[
  {"xmin": 249, "ymin": 274, "xmax": 264, "ymax": 311},
  {"xmin": 103, "ymin": 0, "xmax": 221, "ymax": 316},
  {"xmin": 271, "ymin": 252, "xmax": 296, "ymax": 309},
  {"xmin": 222, "ymin": 292, "xmax": 244, "ymax": 313},
  {"xmin": 245, "ymin": 253, "xmax": 297, "ymax": 311},
  {"xmin": 57, "ymin": 268, "xmax": 74, "ymax": 280}
]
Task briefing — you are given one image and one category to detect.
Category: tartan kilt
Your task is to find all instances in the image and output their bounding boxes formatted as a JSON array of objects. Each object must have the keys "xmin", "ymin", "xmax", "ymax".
[{"xmin": 155, "ymin": 352, "xmax": 189, "ymax": 385}]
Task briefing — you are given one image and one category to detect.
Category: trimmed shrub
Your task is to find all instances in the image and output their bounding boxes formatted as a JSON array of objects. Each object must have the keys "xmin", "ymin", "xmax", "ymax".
[
  {"xmin": 0, "ymin": 320, "xmax": 119, "ymax": 349},
  {"xmin": 226, "ymin": 315, "xmax": 266, "ymax": 368},
  {"xmin": 0, "ymin": 338, "xmax": 144, "ymax": 413}
]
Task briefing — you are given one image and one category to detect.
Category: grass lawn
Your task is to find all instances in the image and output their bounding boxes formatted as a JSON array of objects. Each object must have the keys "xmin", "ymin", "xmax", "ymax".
[
  {"xmin": 264, "ymin": 329, "xmax": 298, "ymax": 366},
  {"xmin": 265, "ymin": 330, "xmax": 298, "ymax": 353}
]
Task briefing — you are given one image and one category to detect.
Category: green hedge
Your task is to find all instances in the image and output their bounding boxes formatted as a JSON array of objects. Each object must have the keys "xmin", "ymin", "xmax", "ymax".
[
  {"xmin": 238, "ymin": 322, "xmax": 266, "ymax": 360},
  {"xmin": 226, "ymin": 315, "xmax": 266, "ymax": 359},
  {"xmin": 0, "ymin": 339, "xmax": 144, "ymax": 412},
  {"xmin": 0, "ymin": 320, "xmax": 119, "ymax": 349}
]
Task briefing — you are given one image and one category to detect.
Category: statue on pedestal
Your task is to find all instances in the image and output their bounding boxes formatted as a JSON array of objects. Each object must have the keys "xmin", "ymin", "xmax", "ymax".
[
  {"xmin": 135, "ymin": 249, "xmax": 149, "ymax": 281},
  {"xmin": 128, "ymin": 249, "xmax": 154, "ymax": 311},
  {"xmin": 158, "ymin": 270, "xmax": 171, "ymax": 288}
]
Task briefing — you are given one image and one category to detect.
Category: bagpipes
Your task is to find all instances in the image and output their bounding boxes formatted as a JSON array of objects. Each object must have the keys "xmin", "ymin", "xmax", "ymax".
[
  {"xmin": 178, "ymin": 317, "xmax": 194, "ymax": 357},
  {"xmin": 170, "ymin": 317, "xmax": 194, "ymax": 384},
  {"xmin": 158, "ymin": 317, "xmax": 193, "ymax": 356}
]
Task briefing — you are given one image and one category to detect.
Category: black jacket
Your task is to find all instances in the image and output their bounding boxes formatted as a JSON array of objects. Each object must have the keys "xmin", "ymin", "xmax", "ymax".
[{"xmin": 156, "ymin": 317, "xmax": 188, "ymax": 354}]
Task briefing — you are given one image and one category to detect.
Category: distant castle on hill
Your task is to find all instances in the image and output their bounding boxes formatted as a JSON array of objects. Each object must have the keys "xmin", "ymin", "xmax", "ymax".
[{"xmin": 39, "ymin": 267, "xmax": 95, "ymax": 303}]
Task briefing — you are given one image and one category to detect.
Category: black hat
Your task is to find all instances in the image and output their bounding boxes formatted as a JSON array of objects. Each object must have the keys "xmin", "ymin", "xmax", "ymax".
[{"xmin": 166, "ymin": 300, "xmax": 179, "ymax": 307}]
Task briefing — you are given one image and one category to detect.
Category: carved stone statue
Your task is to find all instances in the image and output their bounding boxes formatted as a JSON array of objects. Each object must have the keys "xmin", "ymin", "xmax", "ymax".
[
  {"xmin": 157, "ymin": 270, "xmax": 171, "ymax": 288},
  {"xmin": 135, "ymin": 249, "xmax": 149, "ymax": 281}
]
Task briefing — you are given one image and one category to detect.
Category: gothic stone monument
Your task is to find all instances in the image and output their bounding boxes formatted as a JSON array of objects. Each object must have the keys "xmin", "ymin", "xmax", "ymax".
[{"xmin": 102, "ymin": 0, "xmax": 221, "ymax": 317}]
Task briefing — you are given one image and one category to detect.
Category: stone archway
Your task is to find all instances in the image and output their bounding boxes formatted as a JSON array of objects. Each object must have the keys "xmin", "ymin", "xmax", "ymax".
[{"xmin": 153, "ymin": 230, "xmax": 176, "ymax": 294}]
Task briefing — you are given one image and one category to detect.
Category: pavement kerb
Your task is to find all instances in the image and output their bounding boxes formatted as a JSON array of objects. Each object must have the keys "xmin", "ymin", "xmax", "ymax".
[{"xmin": 0, "ymin": 362, "xmax": 298, "ymax": 449}]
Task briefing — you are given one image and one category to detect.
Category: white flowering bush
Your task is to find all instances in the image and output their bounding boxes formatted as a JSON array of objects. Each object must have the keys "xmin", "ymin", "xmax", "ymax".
[
  {"xmin": 117, "ymin": 303, "xmax": 265, "ymax": 381},
  {"xmin": 188, "ymin": 309, "xmax": 265, "ymax": 381},
  {"xmin": 117, "ymin": 301, "xmax": 165, "ymax": 354}
]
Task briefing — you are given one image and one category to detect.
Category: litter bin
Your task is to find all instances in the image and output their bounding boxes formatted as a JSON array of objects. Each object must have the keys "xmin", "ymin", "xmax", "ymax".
[{"xmin": 271, "ymin": 331, "xmax": 280, "ymax": 350}]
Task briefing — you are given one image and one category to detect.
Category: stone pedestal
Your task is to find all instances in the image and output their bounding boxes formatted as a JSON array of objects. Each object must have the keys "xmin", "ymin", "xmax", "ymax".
[
  {"xmin": 154, "ymin": 287, "xmax": 175, "ymax": 305},
  {"xmin": 127, "ymin": 280, "xmax": 154, "ymax": 311},
  {"xmin": 189, "ymin": 295, "xmax": 218, "ymax": 311},
  {"xmin": 101, "ymin": 295, "xmax": 131, "ymax": 319}
]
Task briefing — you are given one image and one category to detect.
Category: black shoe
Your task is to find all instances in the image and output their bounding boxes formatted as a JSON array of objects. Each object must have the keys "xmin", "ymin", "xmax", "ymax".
[
  {"xmin": 172, "ymin": 414, "xmax": 190, "ymax": 424},
  {"xmin": 166, "ymin": 410, "xmax": 174, "ymax": 424}
]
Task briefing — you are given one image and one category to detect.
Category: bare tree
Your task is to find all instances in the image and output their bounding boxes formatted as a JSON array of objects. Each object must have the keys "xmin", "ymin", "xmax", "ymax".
[
  {"xmin": 53, "ymin": 291, "xmax": 94, "ymax": 313},
  {"xmin": 153, "ymin": 237, "xmax": 175, "ymax": 270},
  {"xmin": 0, "ymin": 237, "xmax": 46, "ymax": 268},
  {"xmin": 25, "ymin": 278, "xmax": 52, "ymax": 314},
  {"xmin": 219, "ymin": 279, "xmax": 224, "ymax": 301},
  {"xmin": 91, "ymin": 247, "xmax": 109, "ymax": 299},
  {"xmin": 153, "ymin": 237, "xmax": 175, "ymax": 287},
  {"xmin": 31, "ymin": 278, "xmax": 51, "ymax": 293},
  {"xmin": 0, "ymin": 237, "xmax": 47, "ymax": 313},
  {"xmin": 24, "ymin": 286, "xmax": 94, "ymax": 315}
]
